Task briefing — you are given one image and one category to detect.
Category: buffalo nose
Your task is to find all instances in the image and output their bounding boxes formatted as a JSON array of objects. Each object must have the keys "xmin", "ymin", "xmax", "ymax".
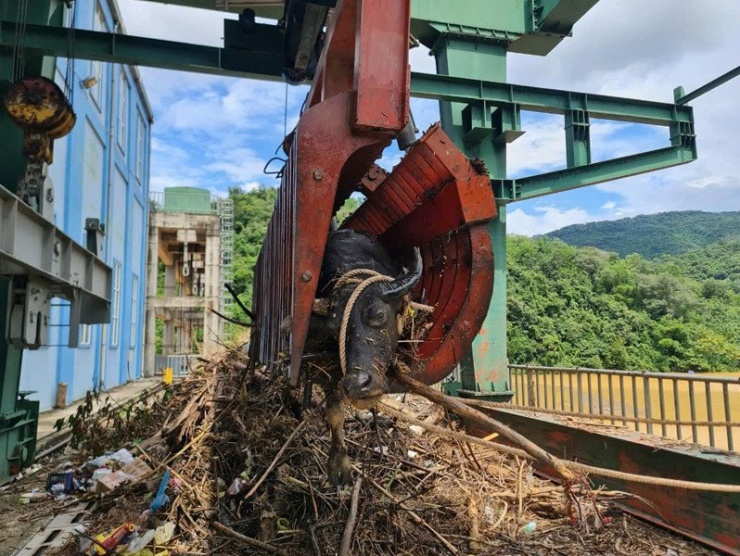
[{"xmin": 343, "ymin": 371, "xmax": 374, "ymax": 398}]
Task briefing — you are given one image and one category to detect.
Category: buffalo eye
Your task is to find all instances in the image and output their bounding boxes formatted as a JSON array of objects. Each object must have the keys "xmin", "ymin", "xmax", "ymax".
[{"xmin": 363, "ymin": 305, "xmax": 388, "ymax": 328}]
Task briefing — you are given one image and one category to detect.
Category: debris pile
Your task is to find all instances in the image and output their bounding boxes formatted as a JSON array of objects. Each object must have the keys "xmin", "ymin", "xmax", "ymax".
[{"xmin": 11, "ymin": 347, "xmax": 718, "ymax": 556}]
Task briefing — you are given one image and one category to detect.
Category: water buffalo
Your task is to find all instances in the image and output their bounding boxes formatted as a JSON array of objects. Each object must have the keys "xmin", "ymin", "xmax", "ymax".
[{"xmin": 309, "ymin": 229, "xmax": 422, "ymax": 484}]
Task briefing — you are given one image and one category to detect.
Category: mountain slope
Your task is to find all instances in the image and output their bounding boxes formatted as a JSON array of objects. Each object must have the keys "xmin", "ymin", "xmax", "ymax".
[
  {"xmin": 507, "ymin": 235, "xmax": 740, "ymax": 371},
  {"xmin": 546, "ymin": 211, "xmax": 740, "ymax": 258}
]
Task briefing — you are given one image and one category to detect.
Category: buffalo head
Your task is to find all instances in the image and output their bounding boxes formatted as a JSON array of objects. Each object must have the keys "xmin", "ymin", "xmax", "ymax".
[{"xmin": 327, "ymin": 246, "xmax": 423, "ymax": 402}]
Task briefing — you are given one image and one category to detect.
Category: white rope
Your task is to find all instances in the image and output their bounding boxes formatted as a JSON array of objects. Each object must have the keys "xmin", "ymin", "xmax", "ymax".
[{"xmin": 338, "ymin": 272, "xmax": 393, "ymax": 376}]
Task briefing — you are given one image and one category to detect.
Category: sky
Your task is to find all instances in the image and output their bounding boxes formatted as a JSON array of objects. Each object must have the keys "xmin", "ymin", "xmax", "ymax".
[{"xmin": 116, "ymin": 0, "xmax": 740, "ymax": 236}]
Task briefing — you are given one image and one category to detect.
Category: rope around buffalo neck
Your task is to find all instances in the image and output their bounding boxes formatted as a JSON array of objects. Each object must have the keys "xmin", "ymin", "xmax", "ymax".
[
  {"xmin": 335, "ymin": 269, "xmax": 434, "ymax": 377},
  {"xmin": 338, "ymin": 271, "xmax": 394, "ymax": 377}
]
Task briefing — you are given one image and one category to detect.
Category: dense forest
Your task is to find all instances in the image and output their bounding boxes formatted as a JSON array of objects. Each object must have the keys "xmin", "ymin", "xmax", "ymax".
[
  {"xmin": 507, "ymin": 237, "xmax": 740, "ymax": 371},
  {"xmin": 230, "ymin": 188, "xmax": 740, "ymax": 372},
  {"xmin": 546, "ymin": 210, "xmax": 740, "ymax": 259}
]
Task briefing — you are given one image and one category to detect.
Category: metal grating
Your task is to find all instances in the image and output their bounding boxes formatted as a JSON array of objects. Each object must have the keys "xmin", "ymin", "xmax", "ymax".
[{"xmin": 250, "ymin": 137, "xmax": 297, "ymax": 374}]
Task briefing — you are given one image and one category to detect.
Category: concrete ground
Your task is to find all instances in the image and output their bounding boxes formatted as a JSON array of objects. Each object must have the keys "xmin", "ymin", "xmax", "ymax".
[{"xmin": 36, "ymin": 377, "xmax": 161, "ymax": 448}]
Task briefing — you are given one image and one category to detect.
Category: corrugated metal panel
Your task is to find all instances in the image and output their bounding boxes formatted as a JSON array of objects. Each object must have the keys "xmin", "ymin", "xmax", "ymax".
[{"xmin": 250, "ymin": 136, "xmax": 297, "ymax": 375}]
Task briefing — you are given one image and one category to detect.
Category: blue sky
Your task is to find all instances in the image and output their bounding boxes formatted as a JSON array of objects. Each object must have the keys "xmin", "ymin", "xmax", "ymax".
[{"xmin": 118, "ymin": 0, "xmax": 740, "ymax": 235}]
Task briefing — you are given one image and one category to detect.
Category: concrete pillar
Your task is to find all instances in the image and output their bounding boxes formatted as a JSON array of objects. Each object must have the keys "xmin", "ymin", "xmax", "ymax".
[
  {"xmin": 203, "ymin": 224, "xmax": 221, "ymax": 356},
  {"xmin": 182, "ymin": 318, "xmax": 193, "ymax": 354},
  {"xmin": 162, "ymin": 310, "xmax": 174, "ymax": 355},
  {"xmin": 144, "ymin": 223, "xmax": 159, "ymax": 377},
  {"xmin": 164, "ymin": 265, "xmax": 176, "ymax": 297}
]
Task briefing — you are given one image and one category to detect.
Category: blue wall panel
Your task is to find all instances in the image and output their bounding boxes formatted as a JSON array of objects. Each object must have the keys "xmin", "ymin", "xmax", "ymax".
[{"xmin": 19, "ymin": 0, "xmax": 152, "ymax": 411}]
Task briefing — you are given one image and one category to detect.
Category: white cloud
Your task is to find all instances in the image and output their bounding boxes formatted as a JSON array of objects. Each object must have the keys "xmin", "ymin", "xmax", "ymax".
[
  {"xmin": 601, "ymin": 201, "xmax": 616, "ymax": 210},
  {"xmin": 241, "ymin": 181, "xmax": 262, "ymax": 192},
  {"xmin": 508, "ymin": 206, "xmax": 599, "ymax": 236},
  {"xmin": 117, "ymin": 1, "xmax": 235, "ymax": 46},
  {"xmin": 508, "ymin": 115, "xmax": 565, "ymax": 177}
]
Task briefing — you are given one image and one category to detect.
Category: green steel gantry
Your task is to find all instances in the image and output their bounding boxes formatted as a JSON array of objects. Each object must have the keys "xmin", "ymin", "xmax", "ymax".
[{"xmin": 0, "ymin": 0, "xmax": 710, "ymax": 474}]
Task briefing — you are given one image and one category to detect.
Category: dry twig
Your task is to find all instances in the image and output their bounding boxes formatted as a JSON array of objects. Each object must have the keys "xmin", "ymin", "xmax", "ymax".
[{"xmin": 339, "ymin": 477, "xmax": 363, "ymax": 556}]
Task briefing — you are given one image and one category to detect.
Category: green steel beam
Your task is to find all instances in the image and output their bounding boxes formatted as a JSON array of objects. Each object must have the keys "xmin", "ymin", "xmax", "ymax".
[
  {"xmin": 411, "ymin": 0, "xmax": 598, "ymax": 55},
  {"xmin": 675, "ymin": 64, "xmax": 740, "ymax": 105},
  {"xmin": 410, "ymin": 72, "xmax": 694, "ymax": 126},
  {"xmin": 493, "ymin": 145, "xmax": 696, "ymax": 202},
  {"xmin": 0, "ymin": 20, "xmax": 696, "ymax": 134},
  {"xmin": 0, "ymin": 20, "xmax": 284, "ymax": 81},
  {"xmin": 565, "ymin": 109, "xmax": 591, "ymax": 167}
]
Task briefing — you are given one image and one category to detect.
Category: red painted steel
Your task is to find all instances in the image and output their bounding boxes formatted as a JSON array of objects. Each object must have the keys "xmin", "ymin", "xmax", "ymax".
[
  {"xmin": 468, "ymin": 406, "xmax": 740, "ymax": 556},
  {"xmin": 250, "ymin": 0, "xmax": 409, "ymax": 383},
  {"xmin": 345, "ymin": 124, "xmax": 496, "ymax": 387},
  {"xmin": 250, "ymin": 0, "xmax": 497, "ymax": 389}
]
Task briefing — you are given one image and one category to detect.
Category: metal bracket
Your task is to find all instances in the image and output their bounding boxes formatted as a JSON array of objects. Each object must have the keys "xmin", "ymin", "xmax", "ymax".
[
  {"xmin": 0, "ymin": 183, "xmax": 111, "ymax": 349},
  {"xmin": 84, "ymin": 218, "xmax": 105, "ymax": 256},
  {"xmin": 7, "ymin": 276, "xmax": 51, "ymax": 349},
  {"xmin": 17, "ymin": 162, "xmax": 54, "ymax": 221}
]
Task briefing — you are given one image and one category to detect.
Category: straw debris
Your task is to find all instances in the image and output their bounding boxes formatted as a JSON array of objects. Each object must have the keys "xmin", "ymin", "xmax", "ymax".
[{"xmin": 49, "ymin": 348, "xmax": 719, "ymax": 556}]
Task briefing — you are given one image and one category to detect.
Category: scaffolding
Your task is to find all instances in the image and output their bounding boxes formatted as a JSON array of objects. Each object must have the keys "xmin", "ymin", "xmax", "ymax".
[{"xmin": 216, "ymin": 198, "xmax": 234, "ymax": 316}]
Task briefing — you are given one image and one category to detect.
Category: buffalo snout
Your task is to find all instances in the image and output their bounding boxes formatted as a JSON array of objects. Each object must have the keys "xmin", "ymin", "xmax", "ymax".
[{"xmin": 342, "ymin": 369, "xmax": 386, "ymax": 400}]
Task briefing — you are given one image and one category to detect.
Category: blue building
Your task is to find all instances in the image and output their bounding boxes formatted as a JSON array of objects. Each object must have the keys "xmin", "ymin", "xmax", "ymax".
[{"xmin": 19, "ymin": 0, "xmax": 153, "ymax": 410}]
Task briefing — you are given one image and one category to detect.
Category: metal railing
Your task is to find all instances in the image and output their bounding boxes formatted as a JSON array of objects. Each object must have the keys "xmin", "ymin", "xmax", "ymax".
[
  {"xmin": 154, "ymin": 354, "xmax": 199, "ymax": 378},
  {"xmin": 509, "ymin": 364, "xmax": 740, "ymax": 451}
]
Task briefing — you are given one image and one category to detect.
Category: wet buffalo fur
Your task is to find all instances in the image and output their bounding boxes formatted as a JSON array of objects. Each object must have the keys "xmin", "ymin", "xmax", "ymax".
[{"xmin": 307, "ymin": 229, "xmax": 422, "ymax": 485}]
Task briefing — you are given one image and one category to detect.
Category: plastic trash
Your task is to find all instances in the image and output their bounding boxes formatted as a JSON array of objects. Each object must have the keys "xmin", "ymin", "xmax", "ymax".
[
  {"xmin": 227, "ymin": 478, "xmax": 246, "ymax": 496},
  {"xmin": 19, "ymin": 491, "xmax": 51, "ymax": 504},
  {"xmin": 149, "ymin": 469, "xmax": 171, "ymax": 512},
  {"xmin": 110, "ymin": 448, "xmax": 135, "ymax": 465},
  {"xmin": 90, "ymin": 522, "xmax": 137, "ymax": 555},
  {"xmin": 92, "ymin": 467, "xmax": 112, "ymax": 481},
  {"xmin": 125, "ymin": 529, "xmax": 155, "ymax": 553},
  {"xmin": 520, "ymin": 521, "xmax": 537, "ymax": 535},
  {"xmin": 153, "ymin": 522, "xmax": 175, "ymax": 544}
]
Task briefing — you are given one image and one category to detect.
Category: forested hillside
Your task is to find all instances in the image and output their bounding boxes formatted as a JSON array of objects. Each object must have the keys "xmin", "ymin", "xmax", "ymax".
[
  {"xmin": 546, "ymin": 211, "xmax": 740, "ymax": 258},
  {"xmin": 230, "ymin": 187, "xmax": 740, "ymax": 372},
  {"xmin": 657, "ymin": 239, "xmax": 740, "ymax": 288},
  {"xmin": 507, "ymin": 236, "xmax": 740, "ymax": 371}
]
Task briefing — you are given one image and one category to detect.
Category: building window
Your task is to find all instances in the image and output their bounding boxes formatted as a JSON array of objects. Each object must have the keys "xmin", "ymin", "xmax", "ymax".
[
  {"xmin": 88, "ymin": 4, "xmax": 106, "ymax": 110},
  {"xmin": 91, "ymin": 60, "xmax": 104, "ymax": 110},
  {"xmin": 111, "ymin": 261, "xmax": 122, "ymax": 347},
  {"xmin": 136, "ymin": 113, "xmax": 145, "ymax": 184},
  {"xmin": 130, "ymin": 275, "xmax": 139, "ymax": 348},
  {"xmin": 80, "ymin": 324, "xmax": 92, "ymax": 346},
  {"xmin": 117, "ymin": 70, "xmax": 129, "ymax": 153},
  {"xmin": 92, "ymin": 3, "xmax": 106, "ymax": 32}
]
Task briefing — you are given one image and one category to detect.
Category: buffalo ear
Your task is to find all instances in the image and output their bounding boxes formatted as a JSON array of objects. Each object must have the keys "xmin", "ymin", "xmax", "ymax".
[{"xmin": 380, "ymin": 247, "xmax": 422, "ymax": 302}]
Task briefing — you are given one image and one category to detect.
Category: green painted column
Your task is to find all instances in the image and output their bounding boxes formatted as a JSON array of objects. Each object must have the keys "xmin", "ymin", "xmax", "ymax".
[
  {"xmin": 433, "ymin": 37, "xmax": 513, "ymax": 399},
  {"xmin": 0, "ymin": 282, "xmax": 23, "ymax": 418}
]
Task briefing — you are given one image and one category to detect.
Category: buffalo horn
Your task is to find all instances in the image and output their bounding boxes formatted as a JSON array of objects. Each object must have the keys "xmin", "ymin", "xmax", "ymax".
[{"xmin": 380, "ymin": 247, "xmax": 423, "ymax": 302}]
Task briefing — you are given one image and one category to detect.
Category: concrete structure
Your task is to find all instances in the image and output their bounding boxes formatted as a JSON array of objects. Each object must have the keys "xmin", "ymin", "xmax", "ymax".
[
  {"xmin": 144, "ymin": 188, "xmax": 233, "ymax": 376},
  {"xmin": 17, "ymin": 0, "xmax": 153, "ymax": 411}
]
